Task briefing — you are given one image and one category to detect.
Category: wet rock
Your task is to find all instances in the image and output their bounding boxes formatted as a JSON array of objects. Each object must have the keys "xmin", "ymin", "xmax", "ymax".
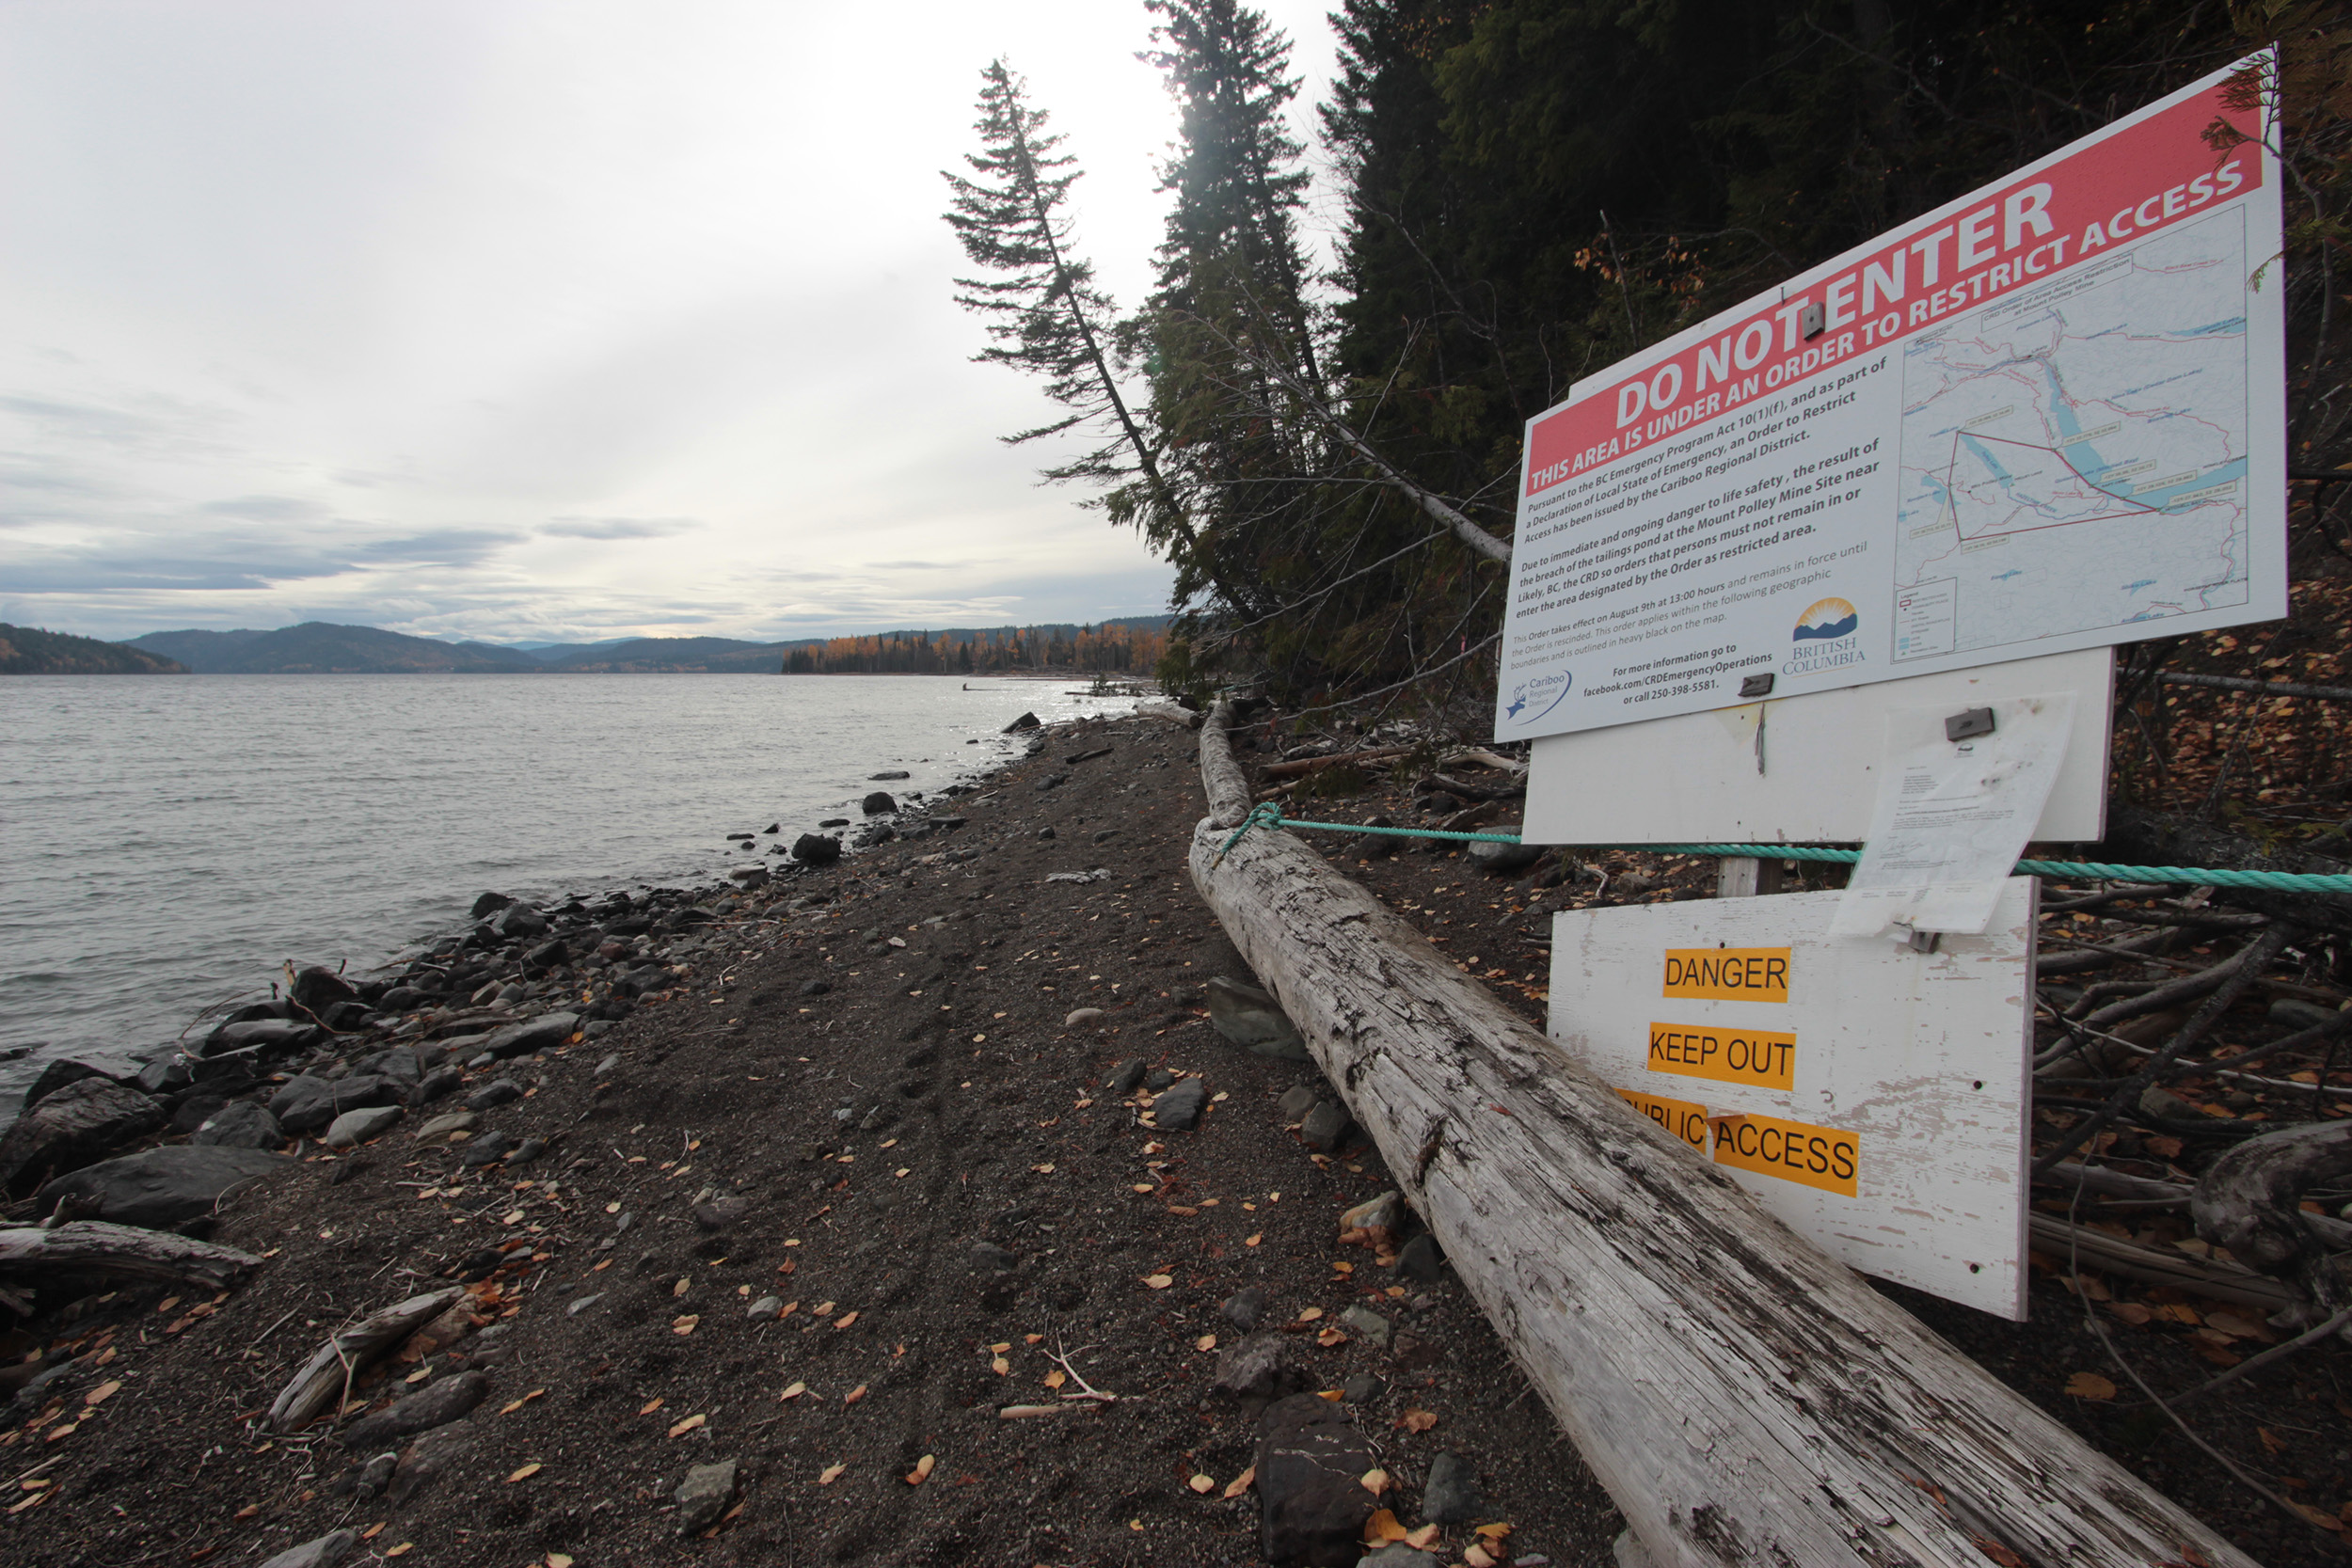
[
  {"xmin": 525, "ymin": 938, "xmax": 570, "ymax": 968},
  {"xmin": 1206, "ymin": 975, "xmax": 1311, "ymax": 1061},
  {"xmin": 469, "ymin": 892, "xmax": 515, "ymax": 919},
  {"xmin": 793, "ymin": 832, "xmax": 843, "ymax": 865},
  {"xmin": 1395, "ymin": 1233, "xmax": 1444, "ymax": 1284},
  {"xmin": 270, "ymin": 1074, "xmax": 397, "ymax": 1134},
  {"xmin": 37, "ymin": 1145, "xmax": 291, "ymax": 1228},
  {"xmin": 1257, "ymin": 1393, "xmax": 1376, "ymax": 1566},
  {"xmin": 201, "ymin": 1019, "xmax": 315, "ymax": 1058},
  {"xmin": 862, "ymin": 791, "xmax": 897, "ymax": 816},
  {"xmin": 134, "ymin": 1055, "xmax": 193, "ymax": 1097},
  {"xmin": 1152, "ymin": 1077, "xmax": 1208, "ymax": 1132},
  {"xmin": 408, "ymin": 1066, "xmax": 465, "ymax": 1106},
  {"xmin": 1001, "ymin": 711, "xmax": 1041, "ymax": 732},
  {"xmin": 1339, "ymin": 1306, "xmax": 1391, "ymax": 1348},
  {"xmin": 0, "ymin": 1079, "xmax": 165, "ymax": 1191},
  {"xmin": 337, "ymin": 1370, "xmax": 489, "ymax": 1449},
  {"xmin": 674, "ymin": 1458, "xmax": 739, "ymax": 1536},
  {"xmin": 413, "ymin": 1111, "xmax": 477, "ymax": 1144},
  {"xmin": 192, "ymin": 1101, "xmax": 284, "ymax": 1149},
  {"xmin": 22, "ymin": 1052, "xmax": 147, "ymax": 1111},
  {"xmin": 385, "ymin": 1418, "xmax": 480, "ymax": 1506},
  {"xmin": 1214, "ymin": 1332, "xmax": 1305, "ymax": 1402},
  {"xmin": 816, "ymin": 818, "xmax": 850, "ymax": 830},
  {"xmin": 1420, "ymin": 1450, "xmax": 1483, "ymax": 1524},
  {"xmin": 869, "ymin": 770, "xmax": 911, "ymax": 781},
  {"xmin": 458, "ymin": 1132, "xmax": 519, "ymax": 1168},
  {"xmin": 289, "ymin": 966, "xmax": 360, "ymax": 1018},
  {"xmin": 1102, "ymin": 1059, "xmax": 1146, "ymax": 1095},
  {"xmin": 170, "ymin": 1093, "xmax": 233, "ymax": 1134},
  {"xmin": 1065, "ymin": 1007, "xmax": 1105, "ymax": 1028},
  {"xmin": 466, "ymin": 1079, "xmax": 524, "ymax": 1112},
  {"xmin": 1301, "ymin": 1101, "xmax": 1355, "ymax": 1152},
  {"xmin": 326, "ymin": 1105, "xmax": 403, "ymax": 1148},
  {"xmin": 491, "ymin": 904, "xmax": 548, "ymax": 941},
  {"xmin": 480, "ymin": 1012, "xmax": 578, "ymax": 1060},
  {"xmin": 257, "ymin": 1529, "xmax": 360, "ymax": 1568},
  {"xmin": 354, "ymin": 1047, "xmax": 423, "ymax": 1089},
  {"xmin": 1222, "ymin": 1286, "xmax": 1269, "ymax": 1331}
]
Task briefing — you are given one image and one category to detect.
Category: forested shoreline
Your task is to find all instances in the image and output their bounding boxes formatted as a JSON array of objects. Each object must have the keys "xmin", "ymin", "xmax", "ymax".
[{"xmin": 946, "ymin": 0, "xmax": 2348, "ymax": 721}]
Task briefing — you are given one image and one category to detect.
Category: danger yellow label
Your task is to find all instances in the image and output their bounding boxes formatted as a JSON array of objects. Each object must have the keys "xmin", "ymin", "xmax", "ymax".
[
  {"xmin": 1613, "ymin": 1087, "xmax": 1708, "ymax": 1153},
  {"xmin": 1661, "ymin": 946, "xmax": 1791, "ymax": 1002},
  {"xmin": 1710, "ymin": 1112, "xmax": 1858, "ymax": 1196},
  {"xmin": 1646, "ymin": 1022, "xmax": 1798, "ymax": 1091}
]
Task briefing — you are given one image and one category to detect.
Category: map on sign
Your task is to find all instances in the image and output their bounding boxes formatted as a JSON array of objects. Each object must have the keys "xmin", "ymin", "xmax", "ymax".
[{"xmin": 1892, "ymin": 212, "xmax": 2253, "ymax": 663}]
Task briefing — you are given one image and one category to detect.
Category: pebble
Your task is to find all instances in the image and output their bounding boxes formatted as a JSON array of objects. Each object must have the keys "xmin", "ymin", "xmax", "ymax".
[
  {"xmin": 256, "ymin": 1530, "xmax": 361, "ymax": 1568},
  {"xmin": 353, "ymin": 1451, "xmax": 398, "ymax": 1498},
  {"xmin": 1342, "ymin": 1372, "xmax": 1384, "ymax": 1404},
  {"xmin": 1152, "ymin": 1077, "xmax": 1208, "ymax": 1132},
  {"xmin": 507, "ymin": 1135, "xmax": 547, "ymax": 1164},
  {"xmin": 1339, "ymin": 1305, "xmax": 1391, "ymax": 1348},
  {"xmin": 594, "ymin": 1053, "xmax": 622, "ymax": 1077},
  {"xmin": 1102, "ymin": 1059, "xmax": 1146, "ymax": 1094},
  {"xmin": 1223, "ymin": 1285, "xmax": 1269, "ymax": 1330},
  {"xmin": 1421, "ymin": 1449, "xmax": 1484, "ymax": 1524},
  {"xmin": 1301, "ymin": 1101, "xmax": 1355, "ymax": 1151},
  {"xmin": 1066, "ymin": 1007, "xmax": 1105, "ymax": 1027},
  {"xmin": 970, "ymin": 1242, "xmax": 1019, "ymax": 1274},
  {"xmin": 324, "ymin": 1104, "xmax": 403, "ymax": 1148},
  {"xmin": 1340, "ymin": 1191, "xmax": 1402, "ymax": 1234},
  {"xmin": 674, "ymin": 1458, "xmax": 739, "ymax": 1536},
  {"xmin": 1143, "ymin": 1066, "xmax": 1175, "ymax": 1092},
  {"xmin": 1396, "ymin": 1233, "xmax": 1445, "ymax": 1283},
  {"xmin": 413, "ymin": 1111, "xmax": 477, "ymax": 1145},
  {"xmin": 1277, "ymin": 1085, "xmax": 1321, "ymax": 1122},
  {"xmin": 458, "ymin": 1132, "xmax": 518, "ymax": 1167},
  {"xmin": 2271, "ymin": 997, "xmax": 2340, "ymax": 1031},
  {"xmin": 567, "ymin": 1293, "xmax": 606, "ymax": 1317},
  {"xmin": 746, "ymin": 1295, "xmax": 783, "ymax": 1320}
]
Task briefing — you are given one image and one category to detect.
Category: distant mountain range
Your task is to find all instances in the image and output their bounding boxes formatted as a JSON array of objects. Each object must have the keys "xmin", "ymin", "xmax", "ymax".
[
  {"xmin": 105, "ymin": 618, "xmax": 1173, "ymax": 674},
  {"xmin": 0, "ymin": 623, "xmax": 188, "ymax": 674}
]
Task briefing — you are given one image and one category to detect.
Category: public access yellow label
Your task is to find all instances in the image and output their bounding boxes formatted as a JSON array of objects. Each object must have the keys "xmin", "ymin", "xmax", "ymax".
[
  {"xmin": 1710, "ymin": 1112, "xmax": 1858, "ymax": 1196},
  {"xmin": 1661, "ymin": 946, "xmax": 1790, "ymax": 1002},
  {"xmin": 1646, "ymin": 1022, "xmax": 1798, "ymax": 1091},
  {"xmin": 1613, "ymin": 1087, "xmax": 1708, "ymax": 1153}
]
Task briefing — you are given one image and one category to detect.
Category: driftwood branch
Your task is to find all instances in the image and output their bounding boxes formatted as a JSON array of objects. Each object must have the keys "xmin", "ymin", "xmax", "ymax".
[
  {"xmin": 267, "ymin": 1287, "xmax": 463, "ymax": 1433},
  {"xmin": 0, "ymin": 1223, "xmax": 263, "ymax": 1294},
  {"xmin": 1186, "ymin": 706, "xmax": 2255, "ymax": 1567},
  {"xmin": 1258, "ymin": 747, "xmax": 1412, "ymax": 781},
  {"xmin": 2194, "ymin": 1121, "xmax": 2352, "ymax": 1322}
]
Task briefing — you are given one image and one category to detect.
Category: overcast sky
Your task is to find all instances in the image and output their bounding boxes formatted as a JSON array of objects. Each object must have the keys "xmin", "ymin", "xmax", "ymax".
[{"xmin": 0, "ymin": 1, "xmax": 1342, "ymax": 644}]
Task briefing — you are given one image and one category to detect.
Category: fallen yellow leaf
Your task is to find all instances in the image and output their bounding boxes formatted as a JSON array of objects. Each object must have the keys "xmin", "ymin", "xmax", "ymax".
[
  {"xmin": 1043, "ymin": 1370, "xmax": 1067, "ymax": 1390},
  {"xmin": 1033, "ymin": 1163, "xmax": 1056, "ymax": 1174},
  {"xmin": 672, "ymin": 1277, "xmax": 691, "ymax": 1297},
  {"xmin": 1024, "ymin": 1333, "xmax": 1043, "ymax": 1344},
  {"xmin": 990, "ymin": 1341, "xmax": 1012, "ymax": 1354},
  {"xmin": 1465, "ymin": 1546, "xmax": 1497, "ymax": 1568},
  {"xmin": 1132, "ymin": 1183, "xmax": 1155, "ymax": 1194},
  {"xmin": 1188, "ymin": 1473, "xmax": 1216, "ymax": 1494},
  {"xmin": 84, "ymin": 1380, "xmax": 121, "ymax": 1406},
  {"xmin": 1363, "ymin": 1507, "xmax": 1406, "ymax": 1544},
  {"xmin": 844, "ymin": 1384, "xmax": 867, "ymax": 1405},
  {"xmin": 1194, "ymin": 1334, "xmax": 1217, "ymax": 1352},
  {"xmin": 672, "ymin": 1315, "xmax": 699, "ymax": 1336},
  {"xmin": 835, "ymin": 1311, "xmax": 859, "ymax": 1329},
  {"xmin": 1316, "ymin": 1327, "xmax": 1347, "ymax": 1347},
  {"xmin": 991, "ymin": 1356, "xmax": 1010, "ymax": 1376},
  {"xmin": 385, "ymin": 1546, "xmax": 413, "ymax": 1560},
  {"xmin": 1222, "ymin": 1465, "xmax": 1256, "ymax": 1498},
  {"xmin": 1297, "ymin": 1307, "xmax": 1324, "ymax": 1322},
  {"xmin": 640, "ymin": 1397, "xmax": 664, "ymax": 1415},
  {"xmin": 547, "ymin": 1555, "xmax": 574, "ymax": 1568},
  {"xmin": 779, "ymin": 1381, "xmax": 806, "ymax": 1402},
  {"xmin": 818, "ymin": 1463, "xmax": 846, "ymax": 1485},
  {"xmin": 1360, "ymin": 1467, "xmax": 1390, "ymax": 1495},
  {"xmin": 1406, "ymin": 1524, "xmax": 1440, "ymax": 1548},
  {"xmin": 815, "ymin": 1300, "xmax": 836, "ymax": 1316},
  {"xmin": 2064, "ymin": 1371, "xmax": 2118, "ymax": 1402},
  {"xmin": 506, "ymin": 1463, "xmax": 541, "ymax": 1482},
  {"xmin": 1397, "ymin": 1408, "xmax": 1438, "ymax": 1433},
  {"xmin": 906, "ymin": 1453, "xmax": 935, "ymax": 1486},
  {"xmin": 1142, "ymin": 1274, "xmax": 1173, "ymax": 1290},
  {"xmin": 667, "ymin": 1413, "xmax": 707, "ymax": 1438},
  {"xmin": 1245, "ymin": 1233, "xmax": 1262, "ymax": 1247}
]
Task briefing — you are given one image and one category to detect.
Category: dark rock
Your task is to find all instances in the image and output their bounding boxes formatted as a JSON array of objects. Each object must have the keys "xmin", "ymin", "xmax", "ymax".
[
  {"xmin": 270, "ymin": 1074, "xmax": 397, "ymax": 1134},
  {"xmin": 385, "ymin": 1418, "xmax": 480, "ymax": 1506},
  {"xmin": 1301, "ymin": 1101, "xmax": 1354, "ymax": 1152},
  {"xmin": 1222, "ymin": 1286, "xmax": 1269, "ymax": 1331},
  {"xmin": 338, "ymin": 1370, "xmax": 489, "ymax": 1449},
  {"xmin": 1467, "ymin": 834, "xmax": 1544, "ymax": 875},
  {"xmin": 1339, "ymin": 1305, "xmax": 1391, "ymax": 1348},
  {"xmin": 674, "ymin": 1458, "xmax": 739, "ymax": 1536},
  {"xmin": 469, "ymin": 892, "xmax": 516, "ymax": 919},
  {"xmin": 525, "ymin": 938, "xmax": 569, "ymax": 968},
  {"xmin": 459, "ymin": 1132, "xmax": 519, "ymax": 1168},
  {"xmin": 170, "ymin": 1093, "xmax": 232, "ymax": 1134},
  {"xmin": 1342, "ymin": 1373, "xmax": 1384, "ymax": 1404},
  {"xmin": 353, "ymin": 1451, "xmax": 398, "ymax": 1498},
  {"xmin": 930, "ymin": 816, "xmax": 968, "ymax": 832},
  {"xmin": 1277, "ymin": 1085, "xmax": 1321, "ymax": 1122},
  {"xmin": 373, "ymin": 987, "xmax": 438, "ymax": 1014},
  {"xmin": 0, "ymin": 1079, "xmax": 165, "ymax": 1191},
  {"xmin": 801, "ymin": 979, "xmax": 833, "ymax": 997},
  {"xmin": 38, "ymin": 1145, "xmax": 291, "ymax": 1228},
  {"xmin": 861, "ymin": 791, "xmax": 897, "ymax": 816},
  {"xmin": 480, "ymin": 1012, "xmax": 579, "ymax": 1060},
  {"xmin": 1256, "ymin": 1393, "xmax": 1376, "ymax": 1566},
  {"xmin": 192, "ymin": 1101, "xmax": 285, "ymax": 1149},
  {"xmin": 1152, "ymin": 1078, "xmax": 1208, "ymax": 1132},
  {"xmin": 506, "ymin": 1136, "xmax": 547, "ymax": 1164},
  {"xmin": 869, "ymin": 770, "xmax": 911, "ymax": 781},
  {"xmin": 326, "ymin": 1105, "xmax": 403, "ymax": 1148},
  {"xmin": 1066, "ymin": 746, "xmax": 1113, "ymax": 765},
  {"xmin": 354, "ymin": 1047, "xmax": 424, "ymax": 1088},
  {"xmin": 792, "ymin": 832, "xmax": 843, "ymax": 865},
  {"xmin": 1395, "ymin": 1233, "xmax": 1444, "ymax": 1284},
  {"xmin": 1420, "ymin": 1450, "xmax": 1483, "ymax": 1525},
  {"xmin": 1036, "ymin": 826, "xmax": 1056, "ymax": 840},
  {"xmin": 1102, "ymin": 1059, "xmax": 1146, "ymax": 1094},
  {"xmin": 491, "ymin": 904, "xmax": 548, "ymax": 941},
  {"xmin": 1214, "ymin": 1332, "xmax": 1306, "ymax": 1401},
  {"xmin": 289, "ymin": 966, "xmax": 359, "ymax": 1018},
  {"xmin": 1143, "ymin": 1066, "xmax": 1175, "ymax": 1093},
  {"xmin": 256, "ymin": 1530, "xmax": 360, "ymax": 1568},
  {"xmin": 1034, "ymin": 771, "xmax": 1070, "ymax": 791},
  {"xmin": 134, "ymin": 1055, "xmax": 193, "ymax": 1097},
  {"xmin": 465, "ymin": 1079, "xmax": 524, "ymax": 1112},
  {"xmin": 1207, "ymin": 975, "xmax": 1311, "ymax": 1061},
  {"xmin": 691, "ymin": 1196, "xmax": 751, "ymax": 1231},
  {"xmin": 408, "ymin": 1067, "xmax": 464, "ymax": 1106},
  {"xmin": 22, "ymin": 1052, "xmax": 147, "ymax": 1111},
  {"xmin": 201, "ymin": 1019, "xmax": 315, "ymax": 1058},
  {"xmin": 1001, "ymin": 711, "xmax": 1041, "ymax": 732},
  {"xmin": 1359, "ymin": 1548, "xmax": 1441, "ymax": 1568},
  {"xmin": 970, "ymin": 1242, "xmax": 1018, "ymax": 1274},
  {"xmin": 320, "ymin": 1000, "xmax": 372, "ymax": 1031}
]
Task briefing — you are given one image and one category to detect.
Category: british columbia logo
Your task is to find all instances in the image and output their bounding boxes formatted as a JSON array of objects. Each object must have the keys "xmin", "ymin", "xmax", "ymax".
[{"xmin": 1785, "ymin": 597, "xmax": 1865, "ymax": 676}]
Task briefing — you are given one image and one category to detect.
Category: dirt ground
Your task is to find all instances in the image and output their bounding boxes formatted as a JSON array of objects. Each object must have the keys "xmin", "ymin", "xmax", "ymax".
[{"xmin": 5, "ymin": 705, "xmax": 2345, "ymax": 1567}]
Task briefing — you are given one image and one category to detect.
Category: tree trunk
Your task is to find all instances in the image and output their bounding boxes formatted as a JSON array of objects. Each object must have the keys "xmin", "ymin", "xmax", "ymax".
[
  {"xmin": 0, "ymin": 1222, "xmax": 263, "ymax": 1293},
  {"xmin": 1186, "ymin": 703, "xmax": 2257, "ymax": 1567}
]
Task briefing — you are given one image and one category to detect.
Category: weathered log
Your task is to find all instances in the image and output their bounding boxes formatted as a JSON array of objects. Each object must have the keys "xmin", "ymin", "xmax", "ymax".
[
  {"xmin": 2194, "ymin": 1121, "xmax": 2352, "ymax": 1323},
  {"xmin": 0, "ymin": 1222, "xmax": 263, "ymax": 1293},
  {"xmin": 268, "ymin": 1287, "xmax": 464, "ymax": 1433},
  {"xmin": 1186, "ymin": 702, "xmax": 2255, "ymax": 1567},
  {"xmin": 1258, "ymin": 746, "xmax": 1412, "ymax": 780},
  {"xmin": 2027, "ymin": 1214, "xmax": 2302, "ymax": 1313}
]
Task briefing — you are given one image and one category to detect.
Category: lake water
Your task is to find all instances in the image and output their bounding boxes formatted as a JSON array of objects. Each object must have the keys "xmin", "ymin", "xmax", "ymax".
[{"xmin": 0, "ymin": 673, "xmax": 1140, "ymax": 1095}]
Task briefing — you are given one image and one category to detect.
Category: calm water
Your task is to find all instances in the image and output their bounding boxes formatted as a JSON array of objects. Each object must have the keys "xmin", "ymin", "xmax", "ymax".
[{"xmin": 0, "ymin": 673, "xmax": 1137, "ymax": 1093}]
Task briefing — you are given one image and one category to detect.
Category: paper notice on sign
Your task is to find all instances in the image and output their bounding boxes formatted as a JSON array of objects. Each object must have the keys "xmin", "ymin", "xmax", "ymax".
[{"xmin": 1830, "ymin": 693, "xmax": 2074, "ymax": 937}]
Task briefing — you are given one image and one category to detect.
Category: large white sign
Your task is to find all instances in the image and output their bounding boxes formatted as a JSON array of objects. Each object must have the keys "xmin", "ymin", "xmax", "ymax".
[
  {"xmin": 1548, "ymin": 881, "xmax": 2036, "ymax": 1317},
  {"xmin": 1496, "ymin": 55, "xmax": 2284, "ymax": 743}
]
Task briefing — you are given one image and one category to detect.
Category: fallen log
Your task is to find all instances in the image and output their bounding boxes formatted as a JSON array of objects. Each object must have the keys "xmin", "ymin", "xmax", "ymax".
[
  {"xmin": 268, "ymin": 1286, "xmax": 464, "ymax": 1433},
  {"xmin": 1258, "ymin": 746, "xmax": 1412, "ymax": 780},
  {"xmin": 1187, "ymin": 702, "xmax": 2256, "ymax": 1568},
  {"xmin": 0, "ymin": 1221, "xmax": 263, "ymax": 1294}
]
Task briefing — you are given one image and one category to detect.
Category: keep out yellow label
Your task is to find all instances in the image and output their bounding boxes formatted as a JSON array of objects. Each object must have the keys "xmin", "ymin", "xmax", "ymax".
[
  {"xmin": 1661, "ymin": 946, "xmax": 1790, "ymax": 1002},
  {"xmin": 1613, "ymin": 1087, "xmax": 1708, "ymax": 1153},
  {"xmin": 1646, "ymin": 1022, "xmax": 1798, "ymax": 1091},
  {"xmin": 1710, "ymin": 1112, "xmax": 1859, "ymax": 1196}
]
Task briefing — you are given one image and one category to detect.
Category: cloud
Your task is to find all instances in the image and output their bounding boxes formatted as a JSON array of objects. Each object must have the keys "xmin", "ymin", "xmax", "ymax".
[
  {"xmin": 348, "ymin": 529, "xmax": 525, "ymax": 564},
  {"xmin": 540, "ymin": 515, "xmax": 699, "ymax": 540},
  {"xmin": 199, "ymin": 494, "xmax": 330, "ymax": 521}
]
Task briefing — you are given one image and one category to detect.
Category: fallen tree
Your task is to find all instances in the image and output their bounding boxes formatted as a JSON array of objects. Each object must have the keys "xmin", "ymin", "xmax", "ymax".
[{"xmin": 1186, "ymin": 702, "xmax": 2259, "ymax": 1567}]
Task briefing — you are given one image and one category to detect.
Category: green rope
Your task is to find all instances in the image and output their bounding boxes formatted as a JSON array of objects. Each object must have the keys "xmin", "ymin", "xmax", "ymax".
[{"xmin": 1215, "ymin": 805, "xmax": 2352, "ymax": 894}]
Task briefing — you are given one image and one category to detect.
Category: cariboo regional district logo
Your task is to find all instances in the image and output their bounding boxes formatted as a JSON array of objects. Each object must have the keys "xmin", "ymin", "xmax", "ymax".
[
  {"xmin": 1505, "ymin": 668, "xmax": 1573, "ymax": 723},
  {"xmin": 1784, "ymin": 597, "xmax": 1865, "ymax": 677}
]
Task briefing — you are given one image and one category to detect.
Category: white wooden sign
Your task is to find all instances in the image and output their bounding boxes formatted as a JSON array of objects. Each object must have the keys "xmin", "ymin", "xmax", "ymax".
[
  {"xmin": 1548, "ymin": 880, "xmax": 2036, "ymax": 1317},
  {"xmin": 1523, "ymin": 645, "xmax": 2111, "ymax": 846}
]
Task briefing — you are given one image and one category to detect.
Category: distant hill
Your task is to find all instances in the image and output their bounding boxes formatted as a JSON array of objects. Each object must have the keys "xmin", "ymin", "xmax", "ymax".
[
  {"xmin": 0, "ymin": 624, "xmax": 187, "ymax": 674},
  {"xmin": 129, "ymin": 623, "xmax": 539, "ymax": 673},
  {"xmin": 115, "ymin": 615, "xmax": 1177, "ymax": 673}
]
